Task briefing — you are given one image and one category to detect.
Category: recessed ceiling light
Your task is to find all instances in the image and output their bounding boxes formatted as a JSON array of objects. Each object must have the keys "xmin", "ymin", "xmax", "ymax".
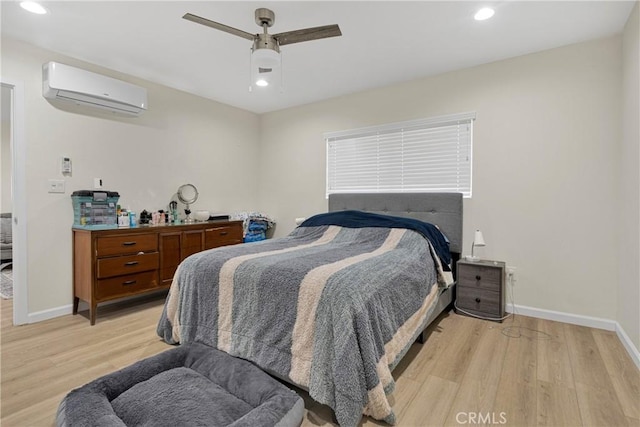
[
  {"xmin": 474, "ymin": 7, "xmax": 495, "ymax": 21},
  {"xmin": 20, "ymin": 1, "xmax": 48, "ymax": 14}
]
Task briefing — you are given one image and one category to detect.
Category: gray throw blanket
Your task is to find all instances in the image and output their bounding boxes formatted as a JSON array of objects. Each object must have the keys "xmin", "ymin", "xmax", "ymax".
[{"xmin": 157, "ymin": 224, "xmax": 452, "ymax": 426}]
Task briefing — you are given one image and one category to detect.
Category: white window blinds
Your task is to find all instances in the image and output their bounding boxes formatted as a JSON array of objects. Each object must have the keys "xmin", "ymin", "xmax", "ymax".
[{"xmin": 325, "ymin": 112, "xmax": 475, "ymax": 198}]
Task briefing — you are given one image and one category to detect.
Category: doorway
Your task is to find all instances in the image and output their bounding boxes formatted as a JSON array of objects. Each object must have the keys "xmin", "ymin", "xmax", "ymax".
[
  {"xmin": 1, "ymin": 80, "xmax": 28, "ymax": 325},
  {"xmin": 1, "ymin": 86, "xmax": 13, "ymax": 307}
]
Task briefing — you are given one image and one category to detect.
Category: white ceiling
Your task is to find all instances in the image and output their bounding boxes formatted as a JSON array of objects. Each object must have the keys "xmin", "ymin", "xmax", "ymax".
[{"xmin": 1, "ymin": 1, "xmax": 635, "ymax": 114}]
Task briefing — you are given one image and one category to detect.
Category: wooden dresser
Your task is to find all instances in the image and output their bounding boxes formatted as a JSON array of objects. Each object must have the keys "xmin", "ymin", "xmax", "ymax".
[
  {"xmin": 73, "ymin": 220, "xmax": 243, "ymax": 324},
  {"xmin": 456, "ymin": 259, "xmax": 506, "ymax": 322}
]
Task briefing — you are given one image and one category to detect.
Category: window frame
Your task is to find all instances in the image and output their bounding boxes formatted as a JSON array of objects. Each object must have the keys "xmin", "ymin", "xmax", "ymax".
[{"xmin": 324, "ymin": 112, "xmax": 476, "ymax": 198}]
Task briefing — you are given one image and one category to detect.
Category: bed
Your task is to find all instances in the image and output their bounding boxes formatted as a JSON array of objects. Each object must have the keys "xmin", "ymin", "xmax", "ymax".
[{"xmin": 157, "ymin": 192, "xmax": 463, "ymax": 426}]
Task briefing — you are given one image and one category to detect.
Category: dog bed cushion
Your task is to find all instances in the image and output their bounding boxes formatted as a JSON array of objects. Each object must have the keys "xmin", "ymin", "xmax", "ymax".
[{"xmin": 57, "ymin": 343, "xmax": 304, "ymax": 427}]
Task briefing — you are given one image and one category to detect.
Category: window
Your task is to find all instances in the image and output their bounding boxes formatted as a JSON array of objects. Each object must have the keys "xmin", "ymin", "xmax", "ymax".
[{"xmin": 325, "ymin": 112, "xmax": 475, "ymax": 198}]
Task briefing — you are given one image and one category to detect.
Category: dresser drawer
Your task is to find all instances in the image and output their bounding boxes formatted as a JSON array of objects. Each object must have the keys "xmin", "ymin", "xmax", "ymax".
[
  {"xmin": 458, "ymin": 264, "xmax": 502, "ymax": 291},
  {"xmin": 96, "ymin": 271, "xmax": 159, "ymax": 300},
  {"xmin": 205, "ymin": 224, "xmax": 243, "ymax": 249},
  {"xmin": 96, "ymin": 234, "xmax": 158, "ymax": 257},
  {"xmin": 96, "ymin": 252, "xmax": 159, "ymax": 278},
  {"xmin": 456, "ymin": 287, "xmax": 501, "ymax": 317}
]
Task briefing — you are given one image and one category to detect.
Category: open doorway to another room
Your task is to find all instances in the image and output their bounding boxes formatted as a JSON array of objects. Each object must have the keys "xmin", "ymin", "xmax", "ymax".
[
  {"xmin": 1, "ymin": 79, "xmax": 27, "ymax": 326},
  {"xmin": 1, "ymin": 85, "xmax": 13, "ymax": 308}
]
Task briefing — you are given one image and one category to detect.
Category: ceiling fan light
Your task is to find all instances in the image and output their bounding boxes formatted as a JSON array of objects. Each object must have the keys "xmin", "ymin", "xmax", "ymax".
[
  {"xmin": 252, "ymin": 47, "xmax": 280, "ymax": 69},
  {"xmin": 249, "ymin": 46, "xmax": 282, "ymax": 92},
  {"xmin": 252, "ymin": 65, "xmax": 272, "ymax": 88}
]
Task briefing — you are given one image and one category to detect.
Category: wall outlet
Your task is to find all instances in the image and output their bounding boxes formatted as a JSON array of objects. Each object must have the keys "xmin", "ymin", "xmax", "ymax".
[{"xmin": 506, "ymin": 266, "xmax": 517, "ymax": 285}]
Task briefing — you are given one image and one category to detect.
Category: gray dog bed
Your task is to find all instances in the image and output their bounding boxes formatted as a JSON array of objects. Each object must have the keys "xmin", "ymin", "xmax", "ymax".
[{"xmin": 57, "ymin": 343, "xmax": 304, "ymax": 427}]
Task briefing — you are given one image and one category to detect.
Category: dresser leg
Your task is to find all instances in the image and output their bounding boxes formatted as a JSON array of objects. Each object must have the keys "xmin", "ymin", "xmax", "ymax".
[
  {"xmin": 73, "ymin": 297, "xmax": 79, "ymax": 315},
  {"xmin": 90, "ymin": 303, "xmax": 97, "ymax": 325}
]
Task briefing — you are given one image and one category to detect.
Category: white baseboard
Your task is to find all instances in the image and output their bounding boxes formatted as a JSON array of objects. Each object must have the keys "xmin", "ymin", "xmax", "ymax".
[
  {"xmin": 27, "ymin": 304, "xmax": 73, "ymax": 324},
  {"xmin": 25, "ymin": 292, "xmax": 165, "ymax": 324},
  {"xmin": 507, "ymin": 303, "xmax": 640, "ymax": 370},
  {"xmin": 615, "ymin": 323, "xmax": 640, "ymax": 370},
  {"xmin": 507, "ymin": 303, "xmax": 617, "ymax": 330}
]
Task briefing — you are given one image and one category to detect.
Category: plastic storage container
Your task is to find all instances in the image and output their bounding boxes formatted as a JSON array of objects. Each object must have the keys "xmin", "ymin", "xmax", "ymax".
[{"xmin": 71, "ymin": 190, "xmax": 120, "ymax": 229}]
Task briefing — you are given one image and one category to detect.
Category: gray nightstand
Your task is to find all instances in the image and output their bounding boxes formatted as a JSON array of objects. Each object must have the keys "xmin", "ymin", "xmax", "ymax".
[{"xmin": 456, "ymin": 259, "xmax": 506, "ymax": 322}]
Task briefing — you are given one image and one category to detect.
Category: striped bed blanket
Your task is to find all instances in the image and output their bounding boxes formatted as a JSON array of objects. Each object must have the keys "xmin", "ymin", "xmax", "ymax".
[{"xmin": 157, "ymin": 212, "xmax": 453, "ymax": 426}]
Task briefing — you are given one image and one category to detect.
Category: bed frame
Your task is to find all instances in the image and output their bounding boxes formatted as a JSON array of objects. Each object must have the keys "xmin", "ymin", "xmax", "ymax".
[{"xmin": 328, "ymin": 192, "xmax": 463, "ymax": 343}]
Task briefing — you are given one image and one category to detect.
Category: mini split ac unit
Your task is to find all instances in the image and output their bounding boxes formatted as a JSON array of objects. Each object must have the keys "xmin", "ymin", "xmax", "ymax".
[{"xmin": 43, "ymin": 62, "xmax": 147, "ymax": 116}]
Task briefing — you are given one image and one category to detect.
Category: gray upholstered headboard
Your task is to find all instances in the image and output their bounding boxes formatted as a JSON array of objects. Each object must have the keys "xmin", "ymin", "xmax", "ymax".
[{"xmin": 328, "ymin": 193, "xmax": 463, "ymax": 254}]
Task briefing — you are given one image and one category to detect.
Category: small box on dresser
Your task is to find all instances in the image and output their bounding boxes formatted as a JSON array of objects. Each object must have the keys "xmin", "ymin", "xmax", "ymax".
[{"xmin": 456, "ymin": 259, "xmax": 506, "ymax": 322}]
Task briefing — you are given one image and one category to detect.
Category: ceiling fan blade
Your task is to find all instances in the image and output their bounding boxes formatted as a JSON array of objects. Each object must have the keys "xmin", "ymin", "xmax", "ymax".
[
  {"xmin": 274, "ymin": 24, "xmax": 342, "ymax": 46},
  {"xmin": 183, "ymin": 13, "xmax": 255, "ymax": 41}
]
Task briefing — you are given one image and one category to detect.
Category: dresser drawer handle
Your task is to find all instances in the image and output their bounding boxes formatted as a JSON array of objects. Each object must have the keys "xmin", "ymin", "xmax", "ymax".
[
  {"xmin": 475, "ymin": 297, "xmax": 481, "ymax": 303},
  {"xmin": 124, "ymin": 261, "xmax": 139, "ymax": 266},
  {"xmin": 122, "ymin": 241, "xmax": 137, "ymax": 246},
  {"xmin": 122, "ymin": 280, "xmax": 137, "ymax": 286},
  {"xmin": 475, "ymin": 275, "xmax": 481, "ymax": 281},
  {"xmin": 219, "ymin": 231, "xmax": 228, "ymax": 236}
]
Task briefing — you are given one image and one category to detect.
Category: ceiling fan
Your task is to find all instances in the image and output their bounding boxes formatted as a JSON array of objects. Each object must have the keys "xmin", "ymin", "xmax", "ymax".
[{"xmin": 183, "ymin": 8, "xmax": 342, "ymax": 89}]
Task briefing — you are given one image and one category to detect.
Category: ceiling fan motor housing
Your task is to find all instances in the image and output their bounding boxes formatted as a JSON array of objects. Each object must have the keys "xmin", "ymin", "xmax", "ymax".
[
  {"xmin": 253, "ymin": 34, "xmax": 280, "ymax": 53},
  {"xmin": 255, "ymin": 8, "xmax": 275, "ymax": 28}
]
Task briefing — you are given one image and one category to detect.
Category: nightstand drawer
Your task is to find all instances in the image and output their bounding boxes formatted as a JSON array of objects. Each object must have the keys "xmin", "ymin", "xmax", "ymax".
[
  {"xmin": 456, "ymin": 259, "xmax": 505, "ymax": 322},
  {"xmin": 458, "ymin": 263, "xmax": 501, "ymax": 291},
  {"xmin": 456, "ymin": 288, "xmax": 501, "ymax": 317}
]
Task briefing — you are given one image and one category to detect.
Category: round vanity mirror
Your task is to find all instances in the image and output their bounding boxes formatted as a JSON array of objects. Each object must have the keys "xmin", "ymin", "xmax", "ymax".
[{"xmin": 177, "ymin": 184, "xmax": 199, "ymax": 222}]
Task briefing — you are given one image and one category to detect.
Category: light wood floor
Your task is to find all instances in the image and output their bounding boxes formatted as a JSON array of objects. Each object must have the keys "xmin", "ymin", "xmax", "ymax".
[{"xmin": 1, "ymin": 295, "xmax": 638, "ymax": 427}]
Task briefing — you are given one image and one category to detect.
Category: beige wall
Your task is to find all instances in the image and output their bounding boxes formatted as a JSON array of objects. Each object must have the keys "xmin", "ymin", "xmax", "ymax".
[
  {"xmin": 619, "ymin": 3, "xmax": 640, "ymax": 350},
  {"xmin": 259, "ymin": 36, "xmax": 623, "ymax": 321},
  {"xmin": 1, "ymin": 37, "xmax": 260, "ymax": 314}
]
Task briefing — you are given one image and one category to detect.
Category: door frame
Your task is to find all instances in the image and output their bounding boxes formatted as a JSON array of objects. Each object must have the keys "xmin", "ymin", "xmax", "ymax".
[{"xmin": 2, "ymin": 78, "xmax": 28, "ymax": 325}]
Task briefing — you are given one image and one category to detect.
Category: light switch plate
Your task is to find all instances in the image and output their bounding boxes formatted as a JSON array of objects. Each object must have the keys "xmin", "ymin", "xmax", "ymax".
[{"xmin": 48, "ymin": 179, "xmax": 65, "ymax": 193}]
